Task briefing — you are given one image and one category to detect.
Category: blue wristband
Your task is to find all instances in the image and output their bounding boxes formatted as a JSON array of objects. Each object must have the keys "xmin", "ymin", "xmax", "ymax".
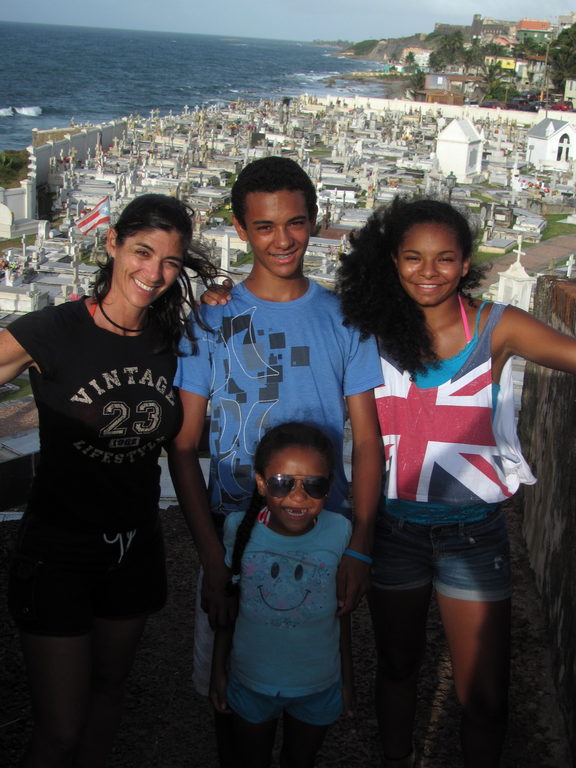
[{"xmin": 343, "ymin": 548, "xmax": 373, "ymax": 565}]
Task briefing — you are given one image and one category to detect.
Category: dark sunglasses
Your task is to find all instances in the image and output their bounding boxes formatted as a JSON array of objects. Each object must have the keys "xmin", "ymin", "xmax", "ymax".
[{"xmin": 265, "ymin": 474, "xmax": 331, "ymax": 500}]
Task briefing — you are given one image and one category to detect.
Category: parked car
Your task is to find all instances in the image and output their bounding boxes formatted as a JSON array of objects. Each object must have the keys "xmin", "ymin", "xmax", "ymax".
[
  {"xmin": 549, "ymin": 101, "xmax": 574, "ymax": 111},
  {"xmin": 506, "ymin": 98, "xmax": 538, "ymax": 111},
  {"xmin": 481, "ymin": 100, "xmax": 501, "ymax": 109}
]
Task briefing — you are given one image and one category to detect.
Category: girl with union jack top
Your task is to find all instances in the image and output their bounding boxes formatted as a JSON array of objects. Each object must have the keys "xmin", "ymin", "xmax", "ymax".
[{"xmin": 337, "ymin": 196, "xmax": 576, "ymax": 768}]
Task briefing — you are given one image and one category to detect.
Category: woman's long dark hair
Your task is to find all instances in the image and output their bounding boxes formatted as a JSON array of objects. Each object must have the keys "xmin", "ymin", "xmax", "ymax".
[
  {"xmin": 230, "ymin": 422, "xmax": 335, "ymax": 583},
  {"xmin": 92, "ymin": 194, "xmax": 218, "ymax": 354},
  {"xmin": 337, "ymin": 196, "xmax": 487, "ymax": 376}
]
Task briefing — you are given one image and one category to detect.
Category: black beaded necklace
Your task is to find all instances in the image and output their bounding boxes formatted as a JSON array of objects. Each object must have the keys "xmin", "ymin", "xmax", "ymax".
[{"xmin": 98, "ymin": 302, "xmax": 147, "ymax": 333}]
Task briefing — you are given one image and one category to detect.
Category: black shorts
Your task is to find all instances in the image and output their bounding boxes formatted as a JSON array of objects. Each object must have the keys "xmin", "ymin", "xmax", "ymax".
[{"xmin": 8, "ymin": 514, "xmax": 167, "ymax": 636}]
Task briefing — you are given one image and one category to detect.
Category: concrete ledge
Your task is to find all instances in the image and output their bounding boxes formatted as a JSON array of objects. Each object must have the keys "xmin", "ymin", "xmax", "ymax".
[{"xmin": 518, "ymin": 276, "xmax": 576, "ymax": 761}]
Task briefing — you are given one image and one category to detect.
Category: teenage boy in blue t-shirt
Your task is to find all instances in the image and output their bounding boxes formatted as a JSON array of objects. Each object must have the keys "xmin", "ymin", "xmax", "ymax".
[{"xmin": 168, "ymin": 157, "xmax": 383, "ymax": 762}]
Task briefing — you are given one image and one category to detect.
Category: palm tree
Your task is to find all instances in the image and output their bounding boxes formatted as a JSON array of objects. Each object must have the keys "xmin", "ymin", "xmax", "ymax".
[
  {"xmin": 461, "ymin": 41, "xmax": 484, "ymax": 76},
  {"xmin": 404, "ymin": 51, "xmax": 416, "ymax": 72},
  {"xmin": 427, "ymin": 31, "xmax": 466, "ymax": 72},
  {"xmin": 428, "ymin": 50, "xmax": 446, "ymax": 72},
  {"xmin": 408, "ymin": 68, "xmax": 425, "ymax": 96},
  {"xmin": 478, "ymin": 61, "xmax": 506, "ymax": 103},
  {"xmin": 438, "ymin": 31, "xmax": 465, "ymax": 62},
  {"xmin": 549, "ymin": 24, "xmax": 576, "ymax": 92},
  {"xmin": 513, "ymin": 37, "xmax": 547, "ymax": 59}
]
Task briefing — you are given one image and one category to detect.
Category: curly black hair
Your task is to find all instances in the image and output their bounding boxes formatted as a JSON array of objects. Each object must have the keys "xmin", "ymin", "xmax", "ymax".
[
  {"xmin": 336, "ymin": 196, "xmax": 487, "ymax": 376},
  {"xmin": 230, "ymin": 422, "xmax": 335, "ymax": 583},
  {"xmin": 92, "ymin": 194, "xmax": 218, "ymax": 354},
  {"xmin": 231, "ymin": 156, "xmax": 317, "ymax": 227}
]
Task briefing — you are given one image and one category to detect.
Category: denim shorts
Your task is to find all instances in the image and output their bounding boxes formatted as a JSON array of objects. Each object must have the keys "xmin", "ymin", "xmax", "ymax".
[
  {"xmin": 227, "ymin": 672, "xmax": 342, "ymax": 725},
  {"xmin": 371, "ymin": 506, "xmax": 511, "ymax": 602}
]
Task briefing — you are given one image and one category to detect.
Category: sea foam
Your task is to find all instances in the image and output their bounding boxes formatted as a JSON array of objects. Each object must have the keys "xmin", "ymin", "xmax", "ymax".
[{"xmin": 14, "ymin": 106, "xmax": 43, "ymax": 117}]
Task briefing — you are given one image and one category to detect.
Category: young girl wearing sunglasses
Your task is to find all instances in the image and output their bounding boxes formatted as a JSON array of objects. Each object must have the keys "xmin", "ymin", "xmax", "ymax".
[{"xmin": 210, "ymin": 421, "xmax": 356, "ymax": 768}]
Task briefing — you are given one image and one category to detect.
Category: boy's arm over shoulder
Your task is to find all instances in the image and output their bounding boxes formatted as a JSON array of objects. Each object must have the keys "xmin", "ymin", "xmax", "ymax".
[{"xmin": 200, "ymin": 277, "xmax": 235, "ymax": 306}]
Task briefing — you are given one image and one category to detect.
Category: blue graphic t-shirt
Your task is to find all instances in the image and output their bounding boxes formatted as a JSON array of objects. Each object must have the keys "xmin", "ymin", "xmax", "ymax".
[
  {"xmin": 175, "ymin": 280, "xmax": 382, "ymax": 517},
  {"xmin": 224, "ymin": 509, "xmax": 351, "ymax": 696}
]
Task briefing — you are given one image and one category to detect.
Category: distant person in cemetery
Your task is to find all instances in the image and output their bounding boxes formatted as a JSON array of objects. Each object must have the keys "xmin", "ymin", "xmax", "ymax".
[
  {"xmin": 337, "ymin": 195, "xmax": 576, "ymax": 768},
  {"xmin": 0, "ymin": 194, "xmax": 217, "ymax": 767},
  {"xmin": 169, "ymin": 156, "xmax": 382, "ymax": 765}
]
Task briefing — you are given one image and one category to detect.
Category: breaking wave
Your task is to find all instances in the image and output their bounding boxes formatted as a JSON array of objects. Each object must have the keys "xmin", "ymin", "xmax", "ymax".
[{"xmin": 0, "ymin": 106, "xmax": 43, "ymax": 117}]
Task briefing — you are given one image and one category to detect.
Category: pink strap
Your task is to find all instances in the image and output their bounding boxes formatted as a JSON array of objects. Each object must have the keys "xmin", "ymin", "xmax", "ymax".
[{"xmin": 458, "ymin": 294, "xmax": 471, "ymax": 343}]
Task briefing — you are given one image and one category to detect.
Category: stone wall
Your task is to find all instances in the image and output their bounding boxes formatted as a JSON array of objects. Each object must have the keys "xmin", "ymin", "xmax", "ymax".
[
  {"xmin": 304, "ymin": 94, "xmax": 576, "ymax": 128},
  {"xmin": 518, "ymin": 276, "xmax": 576, "ymax": 759},
  {"xmin": 31, "ymin": 126, "xmax": 86, "ymax": 147},
  {"xmin": 31, "ymin": 120, "xmax": 128, "ymax": 186},
  {"xmin": 0, "ymin": 120, "xmax": 128, "ymax": 229}
]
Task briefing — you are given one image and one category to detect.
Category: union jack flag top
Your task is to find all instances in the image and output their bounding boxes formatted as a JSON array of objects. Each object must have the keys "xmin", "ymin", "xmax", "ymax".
[
  {"xmin": 75, "ymin": 197, "xmax": 111, "ymax": 234},
  {"xmin": 375, "ymin": 303, "xmax": 535, "ymax": 507}
]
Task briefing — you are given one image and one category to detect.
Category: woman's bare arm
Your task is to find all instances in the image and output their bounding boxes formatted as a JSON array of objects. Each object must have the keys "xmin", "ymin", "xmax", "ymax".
[
  {"xmin": 491, "ymin": 305, "xmax": 576, "ymax": 382},
  {"xmin": 0, "ymin": 330, "xmax": 36, "ymax": 385}
]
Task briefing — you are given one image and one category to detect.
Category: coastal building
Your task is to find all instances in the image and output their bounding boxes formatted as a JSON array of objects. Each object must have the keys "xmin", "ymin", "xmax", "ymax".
[
  {"xmin": 470, "ymin": 14, "xmax": 516, "ymax": 44},
  {"xmin": 526, "ymin": 119, "xmax": 576, "ymax": 169},
  {"xmin": 435, "ymin": 119, "xmax": 483, "ymax": 182},
  {"xmin": 515, "ymin": 55, "xmax": 547, "ymax": 90},
  {"xmin": 0, "ymin": 181, "xmax": 37, "ymax": 239},
  {"xmin": 401, "ymin": 47, "xmax": 430, "ymax": 68},
  {"xmin": 422, "ymin": 74, "xmax": 466, "ymax": 106},
  {"xmin": 564, "ymin": 79, "xmax": 576, "ymax": 109},
  {"xmin": 516, "ymin": 19, "xmax": 554, "ymax": 44},
  {"xmin": 558, "ymin": 11, "xmax": 576, "ymax": 30}
]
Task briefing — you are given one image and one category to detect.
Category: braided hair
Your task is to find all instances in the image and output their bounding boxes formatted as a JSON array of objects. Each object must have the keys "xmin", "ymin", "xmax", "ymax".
[{"xmin": 229, "ymin": 422, "xmax": 335, "ymax": 586}]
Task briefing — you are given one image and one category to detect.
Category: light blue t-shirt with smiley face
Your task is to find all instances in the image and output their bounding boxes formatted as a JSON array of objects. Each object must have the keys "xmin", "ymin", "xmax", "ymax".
[{"xmin": 223, "ymin": 509, "xmax": 351, "ymax": 697}]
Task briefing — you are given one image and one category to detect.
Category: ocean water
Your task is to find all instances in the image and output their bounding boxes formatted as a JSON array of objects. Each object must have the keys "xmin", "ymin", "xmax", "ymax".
[{"xmin": 0, "ymin": 22, "xmax": 389, "ymax": 151}]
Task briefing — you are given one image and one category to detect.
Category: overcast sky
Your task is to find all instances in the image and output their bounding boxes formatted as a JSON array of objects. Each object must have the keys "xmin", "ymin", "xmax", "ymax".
[{"xmin": 1, "ymin": 1, "xmax": 574, "ymax": 42}]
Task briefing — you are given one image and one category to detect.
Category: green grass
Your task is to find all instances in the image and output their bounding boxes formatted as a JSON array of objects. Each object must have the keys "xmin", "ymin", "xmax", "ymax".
[
  {"xmin": 0, "ymin": 233, "xmax": 36, "ymax": 248},
  {"xmin": 211, "ymin": 205, "xmax": 233, "ymax": 225},
  {"xmin": 471, "ymin": 192, "xmax": 499, "ymax": 203},
  {"xmin": 475, "ymin": 249, "xmax": 499, "ymax": 264},
  {"xmin": 234, "ymin": 251, "xmax": 253, "ymax": 266},
  {"xmin": 542, "ymin": 214, "xmax": 576, "ymax": 240},
  {"xmin": 0, "ymin": 377, "xmax": 33, "ymax": 403},
  {"xmin": 347, "ymin": 40, "xmax": 379, "ymax": 56},
  {"xmin": 0, "ymin": 150, "xmax": 29, "ymax": 189}
]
